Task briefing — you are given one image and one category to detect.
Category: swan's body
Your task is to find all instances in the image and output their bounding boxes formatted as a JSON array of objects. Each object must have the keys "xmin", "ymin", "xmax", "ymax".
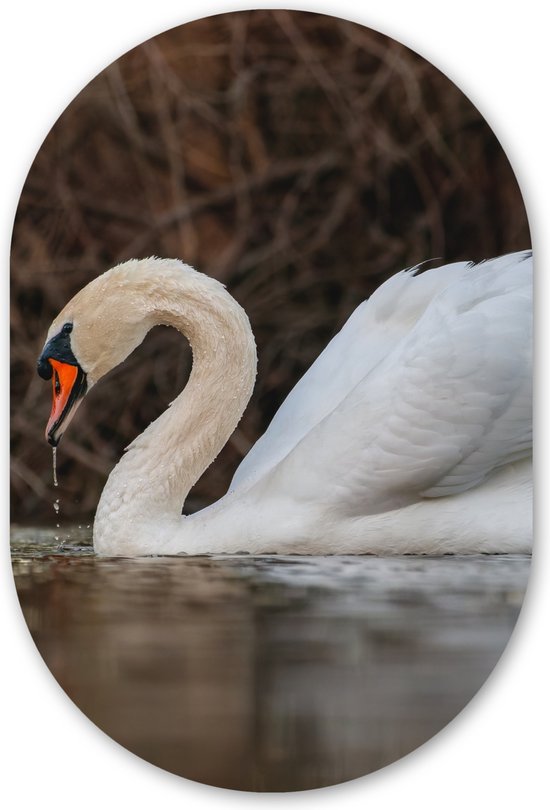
[{"xmin": 38, "ymin": 251, "xmax": 532, "ymax": 556}]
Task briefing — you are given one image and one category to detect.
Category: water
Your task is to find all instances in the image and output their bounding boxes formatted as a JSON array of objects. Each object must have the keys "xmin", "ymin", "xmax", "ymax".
[
  {"xmin": 52, "ymin": 448, "xmax": 60, "ymax": 540},
  {"xmin": 11, "ymin": 526, "xmax": 529, "ymax": 792}
]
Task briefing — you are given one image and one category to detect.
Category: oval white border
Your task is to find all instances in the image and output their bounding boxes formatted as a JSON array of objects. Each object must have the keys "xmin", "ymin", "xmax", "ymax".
[{"xmin": 3, "ymin": 2, "xmax": 548, "ymax": 808}]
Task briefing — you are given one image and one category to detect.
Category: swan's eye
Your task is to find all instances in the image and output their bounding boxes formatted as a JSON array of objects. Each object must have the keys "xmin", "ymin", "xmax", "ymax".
[
  {"xmin": 54, "ymin": 370, "xmax": 61, "ymax": 396},
  {"xmin": 62, "ymin": 323, "xmax": 73, "ymax": 334}
]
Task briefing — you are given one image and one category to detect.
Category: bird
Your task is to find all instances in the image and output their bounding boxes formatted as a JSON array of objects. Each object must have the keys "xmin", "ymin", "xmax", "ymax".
[{"xmin": 37, "ymin": 250, "xmax": 532, "ymax": 556}]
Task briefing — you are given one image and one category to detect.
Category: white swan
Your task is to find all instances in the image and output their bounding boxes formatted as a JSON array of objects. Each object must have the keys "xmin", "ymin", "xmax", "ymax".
[{"xmin": 37, "ymin": 251, "xmax": 532, "ymax": 556}]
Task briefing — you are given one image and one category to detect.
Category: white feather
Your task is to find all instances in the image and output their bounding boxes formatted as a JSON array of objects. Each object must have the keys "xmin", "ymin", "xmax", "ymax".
[{"xmin": 233, "ymin": 252, "xmax": 531, "ymax": 516}]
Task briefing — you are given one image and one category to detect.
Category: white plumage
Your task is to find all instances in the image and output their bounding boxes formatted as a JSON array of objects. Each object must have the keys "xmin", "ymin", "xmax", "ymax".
[{"xmin": 40, "ymin": 251, "xmax": 532, "ymax": 556}]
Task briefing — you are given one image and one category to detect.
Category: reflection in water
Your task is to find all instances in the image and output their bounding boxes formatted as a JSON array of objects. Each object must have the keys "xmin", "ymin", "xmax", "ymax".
[{"xmin": 11, "ymin": 527, "xmax": 529, "ymax": 791}]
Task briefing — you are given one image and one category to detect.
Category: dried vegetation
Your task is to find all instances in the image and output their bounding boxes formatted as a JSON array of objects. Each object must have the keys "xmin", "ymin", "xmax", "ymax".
[{"xmin": 11, "ymin": 10, "xmax": 530, "ymax": 520}]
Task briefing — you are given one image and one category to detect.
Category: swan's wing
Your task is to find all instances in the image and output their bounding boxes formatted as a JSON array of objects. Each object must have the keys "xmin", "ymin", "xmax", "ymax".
[
  {"xmin": 262, "ymin": 251, "xmax": 532, "ymax": 513},
  {"xmin": 231, "ymin": 258, "xmax": 474, "ymax": 490}
]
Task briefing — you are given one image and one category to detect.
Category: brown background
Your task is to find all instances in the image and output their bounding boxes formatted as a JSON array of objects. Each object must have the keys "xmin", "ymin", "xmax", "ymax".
[{"xmin": 10, "ymin": 9, "xmax": 530, "ymax": 521}]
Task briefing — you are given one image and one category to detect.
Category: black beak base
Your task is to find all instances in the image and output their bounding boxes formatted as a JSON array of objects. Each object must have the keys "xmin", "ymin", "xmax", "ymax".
[{"xmin": 37, "ymin": 327, "xmax": 79, "ymax": 379}]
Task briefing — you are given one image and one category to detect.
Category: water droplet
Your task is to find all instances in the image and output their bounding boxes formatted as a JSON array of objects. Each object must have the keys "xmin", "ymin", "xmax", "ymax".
[
  {"xmin": 53, "ymin": 498, "xmax": 60, "ymax": 515},
  {"xmin": 52, "ymin": 446, "xmax": 58, "ymax": 487}
]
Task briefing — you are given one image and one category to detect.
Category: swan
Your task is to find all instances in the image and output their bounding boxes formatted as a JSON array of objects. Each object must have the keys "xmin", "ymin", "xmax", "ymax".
[{"xmin": 37, "ymin": 250, "xmax": 532, "ymax": 556}]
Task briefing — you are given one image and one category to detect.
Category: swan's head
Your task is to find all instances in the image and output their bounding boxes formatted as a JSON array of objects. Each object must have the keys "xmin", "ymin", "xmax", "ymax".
[{"xmin": 37, "ymin": 260, "xmax": 159, "ymax": 446}]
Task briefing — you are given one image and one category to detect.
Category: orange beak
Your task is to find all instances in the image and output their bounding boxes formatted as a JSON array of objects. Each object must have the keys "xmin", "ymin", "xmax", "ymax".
[{"xmin": 45, "ymin": 359, "xmax": 87, "ymax": 445}]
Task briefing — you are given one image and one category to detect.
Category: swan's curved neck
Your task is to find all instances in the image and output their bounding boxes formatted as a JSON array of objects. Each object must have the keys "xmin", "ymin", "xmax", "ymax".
[{"xmin": 93, "ymin": 264, "xmax": 257, "ymax": 554}]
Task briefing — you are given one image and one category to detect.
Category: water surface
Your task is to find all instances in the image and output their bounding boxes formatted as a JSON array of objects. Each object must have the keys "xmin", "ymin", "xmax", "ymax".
[{"xmin": 11, "ymin": 526, "xmax": 529, "ymax": 791}]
